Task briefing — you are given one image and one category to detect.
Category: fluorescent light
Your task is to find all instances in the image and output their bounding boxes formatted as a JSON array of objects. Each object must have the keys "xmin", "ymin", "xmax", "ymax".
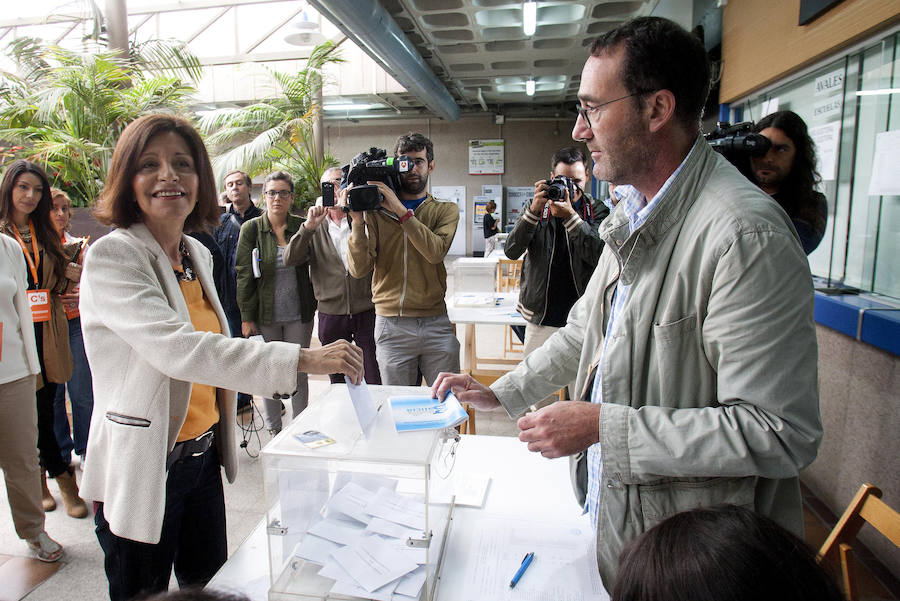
[
  {"xmin": 323, "ymin": 103, "xmax": 376, "ymax": 111},
  {"xmin": 526, "ymin": 78, "xmax": 535, "ymax": 96},
  {"xmin": 523, "ymin": 1, "xmax": 537, "ymax": 36},
  {"xmin": 855, "ymin": 88, "xmax": 900, "ymax": 96}
]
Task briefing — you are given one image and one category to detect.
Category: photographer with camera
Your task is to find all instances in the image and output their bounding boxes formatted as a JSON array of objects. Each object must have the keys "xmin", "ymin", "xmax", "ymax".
[
  {"xmin": 505, "ymin": 146, "xmax": 608, "ymax": 378},
  {"xmin": 347, "ymin": 133, "xmax": 460, "ymax": 386},
  {"xmin": 748, "ymin": 111, "xmax": 828, "ymax": 255},
  {"xmin": 282, "ymin": 167, "xmax": 381, "ymax": 385}
]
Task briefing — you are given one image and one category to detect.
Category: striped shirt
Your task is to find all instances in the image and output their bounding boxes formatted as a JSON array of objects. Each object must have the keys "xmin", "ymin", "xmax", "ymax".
[{"xmin": 585, "ymin": 159, "xmax": 688, "ymax": 526}]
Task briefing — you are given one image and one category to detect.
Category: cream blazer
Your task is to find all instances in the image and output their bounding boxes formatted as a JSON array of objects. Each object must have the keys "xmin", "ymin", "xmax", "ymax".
[
  {"xmin": 0, "ymin": 233, "xmax": 41, "ymax": 379},
  {"xmin": 79, "ymin": 223, "xmax": 301, "ymax": 544}
]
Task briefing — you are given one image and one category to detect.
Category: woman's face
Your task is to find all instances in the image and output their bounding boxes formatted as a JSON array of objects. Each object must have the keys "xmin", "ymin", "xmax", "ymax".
[
  {"xmin": 11, "ymin": 172, "xmax": 44, "ymax": 223},
  {"xmin": 264, "ymin": 179, "xmax": 293, "ymax": 217},
  {"xmin": 50, "ymin": 195, "xmax": 70, "ymax": 235},
  {"xmin": 132, "ymin": 131, "xmax": 198, "ymax": 231}
]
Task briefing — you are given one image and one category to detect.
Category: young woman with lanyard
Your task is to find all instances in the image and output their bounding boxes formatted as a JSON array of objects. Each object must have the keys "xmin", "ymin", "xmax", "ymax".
[{"xmin": 0, "ymin": 160, "xmax": 88, "ymax": 519}]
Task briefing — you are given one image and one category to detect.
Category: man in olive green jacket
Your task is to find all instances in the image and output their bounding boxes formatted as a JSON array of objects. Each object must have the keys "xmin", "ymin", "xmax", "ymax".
[
  {"xmin": 434, "ymin": 17, "xmax": 820, "ymax": 589},
  {"xmin": 347, "ymin": 132, "xmax": 460, "ymax": 385}
]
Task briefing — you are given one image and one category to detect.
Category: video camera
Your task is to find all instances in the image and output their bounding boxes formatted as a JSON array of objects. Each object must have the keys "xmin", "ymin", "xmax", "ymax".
[
  {"xmin": 705, "ymin": 121, "xmax": 771, "ymax": 165},
  {"xmin": 545, "ymin": 175, "xmax": 576, "ymax": 202},
  {"xmin": 340, "ymin": 147, "xmax": 412, "ymax": 212}
]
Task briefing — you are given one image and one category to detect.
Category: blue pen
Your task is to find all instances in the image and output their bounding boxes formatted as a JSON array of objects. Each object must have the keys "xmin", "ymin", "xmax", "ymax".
[{"xmin": 509, "ymin": 551, "xmax": 534, "ymax": 588}]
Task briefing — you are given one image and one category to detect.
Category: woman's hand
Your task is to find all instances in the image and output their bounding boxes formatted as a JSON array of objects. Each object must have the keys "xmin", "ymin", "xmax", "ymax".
[
  {"xmin": 241, "ymin": 321, "xmax": 259, "ymax": 337},
  {"xmin": 65, "ymin": 261, "xmax": 82, "ymax": 283},
  {"xmin": 297, "ymin": 340, "xmax": 364, "ymax": 385}
]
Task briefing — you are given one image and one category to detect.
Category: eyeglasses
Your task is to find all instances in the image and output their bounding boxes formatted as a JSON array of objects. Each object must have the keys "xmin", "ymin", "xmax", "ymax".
[
  {"xmin": 575, "ymin": 90, "xmax": 653, "ymax": 128},
  {"xmin": 264, "ymin": 189, "xmax": 292, "ymax": 199}
]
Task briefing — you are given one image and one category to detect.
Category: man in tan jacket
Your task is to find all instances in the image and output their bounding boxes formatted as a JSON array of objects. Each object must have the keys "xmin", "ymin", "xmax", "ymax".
[{"xmin": 347, "ymin": 132, "xmax": 460, "ymax": 385}]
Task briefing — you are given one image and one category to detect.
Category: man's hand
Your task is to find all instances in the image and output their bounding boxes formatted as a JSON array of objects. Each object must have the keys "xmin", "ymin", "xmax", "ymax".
[
  {"xmin": 517, "ymin": 401, "xmax": 601, "ymax": 458},
  {"xmin": 431, "ymin": 372, "xmax": 502, "ymax": 411},
  {"xmin": 547, "ymin": 188, "xmax": 576, "ymax": 219},
  {"xmin": 305, "ymin": 205, "xmax": 327, "ymax": 230},
  {"xmin": 297, "ymin": 340, "xmax": 364, "ymax": 385},
  {"xmin": 530, "ymin": 179, "xmax": 549, "ymax": 215},
  {"xmin": 343, "ymin": 185, "xmax": 365, "ymax": 225},
  {"xmin": 241, "ymin": 321, "xmax": 259, "ymax": 337},
  {"xmin": 368, "ymin": 180, "xmax": 406, "ymax": 218}
]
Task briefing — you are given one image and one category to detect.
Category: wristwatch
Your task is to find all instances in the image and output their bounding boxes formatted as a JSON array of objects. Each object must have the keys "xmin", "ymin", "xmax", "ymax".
[{"xmin": 399, "ymin": 209, "xmax": 414, "ymax": 224}]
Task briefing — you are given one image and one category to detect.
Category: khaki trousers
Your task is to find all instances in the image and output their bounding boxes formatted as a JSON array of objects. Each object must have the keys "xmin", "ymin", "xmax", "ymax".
[
  {"xmin": 0, "ymin": 374, "xmax": 44, "ymax": 540},
  {"xmin": 524, "ymin": 323, "xmax": 563, "ymax": 409}
]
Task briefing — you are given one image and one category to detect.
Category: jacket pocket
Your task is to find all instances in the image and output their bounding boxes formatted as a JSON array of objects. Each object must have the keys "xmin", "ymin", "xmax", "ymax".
[
  {"xmin": 105, "ymin": 412, "xmax": 152, "ymax": 427},
  {"xmin": 650, "ymin": 314, "xmax": 699, "ymax": 405},
  {"xmin": 637, "ymin": 475, "xmax": 757, "ymax": 530}
]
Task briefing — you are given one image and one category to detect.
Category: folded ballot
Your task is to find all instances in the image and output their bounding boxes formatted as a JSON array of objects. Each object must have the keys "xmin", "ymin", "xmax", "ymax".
[{"xmin": 389, "ymin": 393, "xmax": 469, "ymax": 432}]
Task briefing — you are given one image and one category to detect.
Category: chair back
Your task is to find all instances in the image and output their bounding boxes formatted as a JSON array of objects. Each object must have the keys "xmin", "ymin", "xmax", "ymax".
[
  {"xmin": 496, "ymin": 259, "xmax": 522, "ymax": 292},
  {"xmin": 817, "ymin": 483, "xmax": 900, "ymax": 601}
]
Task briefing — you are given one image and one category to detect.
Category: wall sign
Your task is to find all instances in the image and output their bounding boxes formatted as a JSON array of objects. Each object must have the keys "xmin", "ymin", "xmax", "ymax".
[{"xmin": 468, "ymin": 139, "xmax": 505, "ymax": 175}]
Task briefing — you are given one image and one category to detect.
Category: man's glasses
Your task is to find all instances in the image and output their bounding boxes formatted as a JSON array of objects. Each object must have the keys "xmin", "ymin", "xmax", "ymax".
[
  {"xmin": 264, "ymin": 190, "xmax": 292, "ymax": 199},
  {"xmin": 575, "ymin": 90, "xmax": 652, "ymax": 128}
]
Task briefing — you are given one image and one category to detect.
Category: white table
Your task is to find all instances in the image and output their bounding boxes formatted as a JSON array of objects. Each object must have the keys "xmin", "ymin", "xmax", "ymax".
[
  {"xmin": 447, "ymin": 293, "xmax": 526, "ymax": 377},
  {"xmin": 208, "ymin": 435, "xmax": 608, "ymax": 601}
]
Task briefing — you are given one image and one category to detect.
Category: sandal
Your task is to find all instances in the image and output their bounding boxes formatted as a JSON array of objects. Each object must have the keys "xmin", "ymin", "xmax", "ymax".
[{"xmin": 26, "ymin": 531, "xmax": 63, "ymax": 563}]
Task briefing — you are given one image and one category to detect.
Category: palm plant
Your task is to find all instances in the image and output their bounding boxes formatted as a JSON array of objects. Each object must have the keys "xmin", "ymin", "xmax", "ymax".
[
  {"xmin": 199, "ymin": 41, "xmax": 343, "ymax": 210},
  {"xmin": 0, "ymin": 36, "xmax": 199, "ymax": 206}
]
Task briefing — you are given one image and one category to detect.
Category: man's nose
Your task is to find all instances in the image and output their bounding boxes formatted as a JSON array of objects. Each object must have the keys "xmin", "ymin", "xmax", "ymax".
[{"xmin": 572, "ymin": 114, "xmax": 591, "ymax": 141}]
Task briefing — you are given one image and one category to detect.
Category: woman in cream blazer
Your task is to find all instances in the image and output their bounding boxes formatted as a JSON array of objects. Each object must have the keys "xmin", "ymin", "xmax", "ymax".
[{"xmin": 79, "ymin": 114, "xmax": 363, "ymax": 601}]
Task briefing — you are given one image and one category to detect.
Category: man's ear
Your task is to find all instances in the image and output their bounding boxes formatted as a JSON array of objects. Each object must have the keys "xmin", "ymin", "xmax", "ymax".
[
  {"xmin": 427, "ymin": 160, "xmax": 435, "ymax": 174},
  {"xmin": 645, "ymin": 89, "xmax": 677, "ymax": 134}
]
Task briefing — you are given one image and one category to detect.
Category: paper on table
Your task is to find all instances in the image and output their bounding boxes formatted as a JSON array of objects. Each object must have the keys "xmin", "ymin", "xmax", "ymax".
[
  {"xmin": 376, "ymin": 534, "xmax": 427, "ymax": 564},
  {"xmin": 460, "ymin": 515, "xmax": 609, "ymax": 601},
  {"xmin": 395, "ymin": 565, "xmax": 427, "ymax": 597},
  {"xmin": 319, "ymin": 561, "xmax": 398, "ymax": 601},
  {"xmin": 325, "ymin": 481, "xmax": 374, "ymax": 524},
  {"xmin": 309, "ymin": 517, "xmax": 367, "ymax": 546},
  {"xmin": 331, "ymin": 535, "xmax": 419, "ymax": 593},
  {"xmin": 347, "ymin": 380, "xmax": 378, "ymax": 437},
  {"xmin": 293, "ymin": 534, "xmax": 342, "ymax": 565},
  {"xmin": 365, "ymin": 487, "xmax": 426, "ymax": 530}
]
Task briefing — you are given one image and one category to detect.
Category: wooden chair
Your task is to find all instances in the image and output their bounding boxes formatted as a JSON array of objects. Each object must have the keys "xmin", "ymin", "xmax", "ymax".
[
  {"xmin": 817, "ymin": 483, "xmax": 900, "ymax": 601},
  {"xmin": 496, "ymin": 259, "xmax": 524, "ymax": 358}
]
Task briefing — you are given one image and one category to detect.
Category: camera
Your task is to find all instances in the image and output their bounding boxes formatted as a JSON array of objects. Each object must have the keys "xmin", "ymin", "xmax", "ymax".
[
  {"xmin": 321, "ymin": 181, "xmax": 335, "ymax": 207},
  {"xmin": 705, "ymin": 121, "xmax": 771, "ymax": 164},
  {"xmin": 545, "ymin": 175, "xmax": 576, "ymax": 202},
  {"xmin": 341, "ymin": 147, "xmax": 413, "ymax": 212}
]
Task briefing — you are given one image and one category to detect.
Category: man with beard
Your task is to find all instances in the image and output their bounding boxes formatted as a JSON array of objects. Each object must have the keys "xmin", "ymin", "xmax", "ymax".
[
  {"xmin": 347, "ymin": 132, "xmax": 460, "ymax": 385},
  {"xmin": 433, "ymin": 17, "xmax": 820, "ymax": 588},
  {"xmin": 749, "ymin": 110, "xmax": 828, "ymax": 255}
]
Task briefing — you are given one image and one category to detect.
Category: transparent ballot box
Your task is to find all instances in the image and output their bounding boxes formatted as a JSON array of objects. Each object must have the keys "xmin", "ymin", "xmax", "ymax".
[{"xmin": 261, "ymin": 385, "xmax": 458, "ymax": 601}]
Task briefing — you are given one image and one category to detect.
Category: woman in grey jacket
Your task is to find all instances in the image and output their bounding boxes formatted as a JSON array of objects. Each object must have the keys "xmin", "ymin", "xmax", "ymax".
[{"xmin": 79, "ymin": 114, "xmax": 362, "ymax": 601}]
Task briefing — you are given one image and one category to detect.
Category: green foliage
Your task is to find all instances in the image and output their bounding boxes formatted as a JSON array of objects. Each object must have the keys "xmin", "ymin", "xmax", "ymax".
[
  {"xmin": 199, "ymin": 41, "xmax": 343, "ymax": 213},
  {"xmin": 0, "ymin": 37, "xmax": 198, "ymax": 206}
]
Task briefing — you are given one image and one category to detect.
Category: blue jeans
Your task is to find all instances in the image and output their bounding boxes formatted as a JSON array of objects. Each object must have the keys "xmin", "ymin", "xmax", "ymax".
[
  {"xmin": 53, "ymin": 316, "xmax": 94, "ymax": 463},
  {"xmin": 94, "ymin": 443, "xmax": 227, "ymax": 601}
]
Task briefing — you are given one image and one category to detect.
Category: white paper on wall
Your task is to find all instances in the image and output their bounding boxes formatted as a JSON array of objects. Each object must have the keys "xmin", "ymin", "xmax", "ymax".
[
  {"xmin": 432, "ymin": 185, "xmax": 467, "ymax": 255},
  {"xmin": 809, "ymin": 121, "xmax": 841, "ymax": 181},
  {"xmin": 868, "ymin": 130, "xmax": 900, "ymax": 196}
]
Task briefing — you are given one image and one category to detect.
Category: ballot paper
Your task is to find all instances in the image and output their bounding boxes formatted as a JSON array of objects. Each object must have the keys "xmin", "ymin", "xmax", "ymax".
[
  {"xmin": 365, "ymin": 487, "xmax": 427, "ymax": 530},
  {"xmin": 347, "ymin": 379, "xmax": 378, "ymax": 437},
  {"xmin": 320, "ymin": 561, "xmax": 398, "ymax": 601},
  {"xmin": 365, "ymin": 517, "xmax": 423, "ymax": 540},
  {"xmin": 308, "ymin": 517, "xmax": 367, "ymax": 546},
  {"xmin": 326, "ymin": 481, "xmax": 375, "ymax": 524},
  {"xmin": 293, "ymin": 534, "xmax": 342, "ymax": 565},
  {"xmin": 330, "ymin": 535, "xmax": 419, "ymax": 592},
  {"xmin": 389, "ymin": 393, "xmax": 468, "ymax": 432},
  {"xmin": 395, "ymin": 565, "xmax": 428, "ymax": 597}
]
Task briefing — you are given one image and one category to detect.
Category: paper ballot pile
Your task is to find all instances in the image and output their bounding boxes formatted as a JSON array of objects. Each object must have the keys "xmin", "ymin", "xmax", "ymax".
[{"xmin": 291, "ymin": 479, "xmax": 431, "ymax": 600}]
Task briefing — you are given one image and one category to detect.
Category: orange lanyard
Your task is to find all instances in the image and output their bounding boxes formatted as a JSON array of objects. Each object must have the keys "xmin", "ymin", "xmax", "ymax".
[{"xmin": 11, "ymin": 220, "xmax": 41, "ymax": 286}]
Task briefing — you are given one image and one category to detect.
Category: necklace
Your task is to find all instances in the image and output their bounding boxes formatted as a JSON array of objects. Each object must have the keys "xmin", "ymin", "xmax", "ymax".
[
  {"xmin": 16, "ymin": 224, "xmax": 32, "ymax": 243},
  {"xmin": 174, "ymin": 239, "xmax": 196, "ymax": 282}
]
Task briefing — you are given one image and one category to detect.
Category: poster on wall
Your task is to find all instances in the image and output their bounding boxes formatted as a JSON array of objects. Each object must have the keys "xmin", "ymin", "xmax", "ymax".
[
  {"xmin": 473, "ymin": 196, "xmax": 490, "ymax": 224},
  {"xmin": 481, "ymin": 184, "xmax": 503, "ymax": 228},
  {"xmin": 506, "ymin": 186, "xmax": 533, "ymax": 228},
  {"xmin": 432, "ymin": 185, "xmax": 466, "ymax": 256},
  {"xmin": 808, "ymin": 121, "xmax": 841, "ymax": 181},
  {"xmin": 468, "ymin": 139, "xmax": 505, "ymax": 175},
  {"xmin": 868, "ymin": 130, "xmax": 900, "ymax": 196}
]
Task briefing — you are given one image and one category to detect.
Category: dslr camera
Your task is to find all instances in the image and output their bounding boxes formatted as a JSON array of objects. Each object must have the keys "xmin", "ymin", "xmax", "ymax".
[
  {"xmin": 545, "ymin": 175, "xmax": 576, "ymax": 202},
  {"xmin": 341, "ymin": 147, "xmax": 412, "ymax": 212},
  {"xmin": 705, "ymin": 121, "xmax": 771, "ymax": 165}
]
